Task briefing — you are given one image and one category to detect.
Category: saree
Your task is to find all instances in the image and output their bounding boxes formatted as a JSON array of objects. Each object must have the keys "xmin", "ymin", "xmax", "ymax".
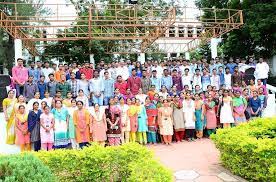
[{"xmin": 3, "ymin": 98, "xmax": 17, "ymax": 144}]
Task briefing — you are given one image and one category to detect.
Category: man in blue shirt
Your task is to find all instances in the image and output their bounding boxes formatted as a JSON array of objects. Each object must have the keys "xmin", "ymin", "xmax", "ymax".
[
  {"xmin": 161, "ymin": 69, "xmax": 173, "ymax": 91},
  {"xmin": 150, "ymin": 70, "xmax": 161, "ymax": 92},
  {"xmin": 28, "ymin": 61, "xmax": 41, "ymax": 83},
  {"xmin": 226, "ymin": 58, "xmax": 237, "ymax": 74},
  {"xmin": 37, "ymin": 75, "xmax": 47, "ymax": 99}
]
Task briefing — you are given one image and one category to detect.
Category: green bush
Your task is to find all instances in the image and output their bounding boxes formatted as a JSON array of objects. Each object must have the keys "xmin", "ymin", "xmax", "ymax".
[
  {"xmin": 211, "ymin": 117, "xmax": 276, "ymax": 182},
  {"xmin": 34, "ymin": 143, "xmax": 173, "ymax": 182},
  {"xmin": 0, "ymin": 154, "xmax": 55, "ymax": 182}
]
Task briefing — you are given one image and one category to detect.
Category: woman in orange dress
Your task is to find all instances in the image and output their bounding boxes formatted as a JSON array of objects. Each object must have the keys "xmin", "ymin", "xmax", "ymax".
[
  {"xmin": 15, "ymin": 105, "xmax": 31, "ymax": 152},
  {"xmin": 73, "ymin": 100, "xmax": 91, "ymax": 149}
]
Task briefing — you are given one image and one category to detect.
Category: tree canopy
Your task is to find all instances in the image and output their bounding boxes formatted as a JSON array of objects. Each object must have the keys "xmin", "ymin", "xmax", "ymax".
[{"xmin": 194, "ymin": 0, "xmax": 276, "ymax": 59}]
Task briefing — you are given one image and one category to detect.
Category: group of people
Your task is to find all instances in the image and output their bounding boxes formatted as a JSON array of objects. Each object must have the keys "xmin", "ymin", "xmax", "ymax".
[{"xmin": 3, "ymin": 56, "xmax": 270, "ymax": 151}]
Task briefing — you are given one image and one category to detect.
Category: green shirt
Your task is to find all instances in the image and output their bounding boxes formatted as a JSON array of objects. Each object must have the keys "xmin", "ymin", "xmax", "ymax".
[{"xmin": 57, "ymin": 82, "xmax": 71, "ymax": 98}]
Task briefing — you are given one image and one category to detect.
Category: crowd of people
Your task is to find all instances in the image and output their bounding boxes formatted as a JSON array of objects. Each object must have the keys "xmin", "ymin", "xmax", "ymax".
[{"xmin": 3, "ymin": 56, "xmax": 270, "ymax": 152}]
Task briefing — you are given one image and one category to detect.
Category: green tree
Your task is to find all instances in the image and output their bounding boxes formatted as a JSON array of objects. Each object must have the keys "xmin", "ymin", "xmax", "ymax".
[{"xmin": 195, "ymin": 0, "xmax": 276, "ymax": 58}]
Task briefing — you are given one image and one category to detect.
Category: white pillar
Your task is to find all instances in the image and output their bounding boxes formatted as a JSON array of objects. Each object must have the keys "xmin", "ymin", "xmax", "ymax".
[
  {"xmin": 138, "ymin": 53, "xmax": 145, "ymax": 64},
  {"xmin": 14, "ymin": 39, "xmax": 23, "ymax": 65},
  {"xmin": 211, "ymin": 38, "xmax": 218, "ymax": 59},
  {"xmin": 185, "ymin": 52, "xmax": 190, "ymax": 60},
  {"xmin": 35, "ymin": 56, "xmax": 40, "ymax": 62},
  {"xmin": 90, "ymin": 54, "xmax": 95, "ymax": 65}
]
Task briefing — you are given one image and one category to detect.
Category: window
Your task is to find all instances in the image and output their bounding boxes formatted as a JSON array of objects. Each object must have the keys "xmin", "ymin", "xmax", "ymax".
[{"xmin": 179, "ymin": 26, "xmax": 185, "ymax": 37}]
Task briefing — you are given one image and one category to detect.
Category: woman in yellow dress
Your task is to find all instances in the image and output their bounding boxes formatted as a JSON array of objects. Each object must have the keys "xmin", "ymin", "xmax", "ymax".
[{"xmin": 3, "ymin": 90, "xmax": 17, "ymax": 144}]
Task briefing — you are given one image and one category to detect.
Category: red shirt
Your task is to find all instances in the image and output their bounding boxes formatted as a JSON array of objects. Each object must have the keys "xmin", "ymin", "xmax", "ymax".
[
  {"xmin": 127, "ymin": 76, "xmax": 142, "ymax": 95},
  {"xmin": 114, "ymin": 81, "xmax": 128, "ymax": 95},
  {"xmin": 80, "ymin": 68, "xmax": 93, "ymax": 80}
]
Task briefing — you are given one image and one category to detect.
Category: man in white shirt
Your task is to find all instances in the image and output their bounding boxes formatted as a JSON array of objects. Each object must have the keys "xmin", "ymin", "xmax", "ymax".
[
  {"xmin": 193, "ymin": 68, "xmax": 202, "ymax": 89},
  {"xmin": 151, "ymin": 61, "xmax": 163, "ymax": 78},
  {"xmin": 42, "ymin": 61, "xmax": 54, "ymax": 83},
  {"xmin": 255, "ymin": 58, "xmax": 269, "ymax": 85},
  {"xmin": 224, "ymin": 67, "xmax": 232, "ymax": 89},
  {"xmin": 89, "ymin": 70, "xmax": 104, "ymax": 105},
  {"xmin": 116, "ymin": 61, "xmax": 129, "ymax": 81},
  {"xmin": 182, "ymin": 68, "xmax": 192, "ymax": 90},
  {"xmin": 210, "ymin": 68, "xmax": 220, "ymax": 90}
]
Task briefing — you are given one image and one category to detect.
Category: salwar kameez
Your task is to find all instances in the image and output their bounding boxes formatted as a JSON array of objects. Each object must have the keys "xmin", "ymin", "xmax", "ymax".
[
  {"xmin": 67, "ymin": 107, "xmax": 77, "ymax": 149},
  {"xmin": 3, "ymin": 98, "xmax": 16, "ymax": 144},
  {"xmin": 119, "ymin": 104, "xmax": 130, "ymax": 143},
  {"xmin": 51, "ymin": 108, "xmax": 70, "ymax": 148},
  {"xmin": 173, "ymin": 102, "xmax": 185, "ymax": 142},
  {"xmin": 145, "ymin": 103, "xmax": 158, "ymax": 144},
  {"xmin": 137, "ymin": 105, "xmax": 148, "ymax": 144},
  {"xmin": 28, "ymin": 110, "xmax": 42, "ymax": 151},
  {"xmin": 183, "ymin": 100, "xmax": 195, "ymax": 140},
  {"xmin": 106, "ymin": 106, "xmax": 121, "ymax": 146},
  {"xmin": 195, "ymin": 109, "xmax": 203, "ymax": 138},
  {"xmin": 90, "ymin": 108, "xmax": 107, "ymax": 142},
  {"xmin": 128, "ymin": 105, "xmax": 138, "ymax": 142},
  {"xmin": 205, "ymin": 101, "xmax": 217, "ymax": 137},
  {"xmin": 233, "ymin": 97, "xmax": 247, "ymax": 124},
  {"xmin": 73, "ymin": 109, "xmax": 91, "ymax": 148}
]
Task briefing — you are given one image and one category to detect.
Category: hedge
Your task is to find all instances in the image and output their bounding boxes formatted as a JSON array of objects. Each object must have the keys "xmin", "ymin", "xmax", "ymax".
[
  {"xmin": 34, "ymin": 143, "xmax": 173, "ymax": 182},
  {"xmin": 211, "ymin": 117, "xmax": 276, "ymax": 182},
  {"xmin": 0, "ymin": 154, "xmax": 55, "ymax": 182}
]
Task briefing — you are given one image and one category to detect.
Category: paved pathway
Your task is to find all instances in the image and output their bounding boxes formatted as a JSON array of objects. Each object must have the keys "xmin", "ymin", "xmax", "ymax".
[{"xmin": 149, "ymin": 139, "xmax": 247, "ymax": 182}]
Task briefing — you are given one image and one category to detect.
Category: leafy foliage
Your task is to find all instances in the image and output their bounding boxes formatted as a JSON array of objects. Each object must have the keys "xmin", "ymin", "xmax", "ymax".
[
  {"xmin": 211, "ymin": 117, "xmax": 276, "ymax": 182},
  {"xmin": 195, "ymin": 0, "xmax": 276, "ymax": 59},
  {"xmin": 0, "ymin": 154, "xmax": 55, "ymax": 182},
  {"xmin": 34, "ymin": 143, "xmax": 173, "ymax": 182}
]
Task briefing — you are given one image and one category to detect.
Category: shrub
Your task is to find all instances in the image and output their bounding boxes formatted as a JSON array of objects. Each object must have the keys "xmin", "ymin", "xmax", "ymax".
[
  {"xmin": 211, "ymin": 117, "xmax": 276, "ymax": 182},
  {"xmin": 0, "ymin": 154, "xmax": 55, "ymax": 182},
  {"xmin": 34, "ymin": 143, "xmax": 173, "ymax": 182}
]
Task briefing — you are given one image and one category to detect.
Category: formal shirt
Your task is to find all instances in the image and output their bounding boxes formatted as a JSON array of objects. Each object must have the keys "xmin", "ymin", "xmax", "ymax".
[
  {"xmin": 47, "ymin": 81, "xmax": 57, "ymax": 98},
  {"xmin": 79, "ymin": 80, "xmax": 90, "ymax": 97},
  {"xmin": 161, "ymin": 76, "xmax": 173, "ymax": 91},
  {"xmin": 151, "ymin": 66, "xmax": 163, "ymax": 78},
  {"xmin": 127, "ymin": 76, "xmax": 142, "ymax": 95},
  {"xmin": 172, "ymin": 75, "xmax": 183, "ymax": 92},
  {"xmin": 80, "ymin": 67, "xmax": 93, "ymax": 80},
  {"xmin": 255, "ymin": 62, "xmax": 269, "ymax": 79},
  {"xmin": 12, "ymin": 65, "xmax": 28, "ymax": 84},
  {"xmin": 224, "ymin": 74, "xmax": 232, "ymax": 89},
  {"xmin": 42, "ymin": 67, "xmax": 54, "ymax": 82},
  {"xmin": 56, "ymin": 81, "xmax": 71, "ymax": 98},
  {"xmin": 141, "ymin": 77, "xmax": 152, "ymax": 94},
  {"xmin": 218, "ymin": 72, "xmax": 225, "ymax": 86},
  {"xmin": 231, "ymin": 72, "xmax": 242, "ymax": 86},
  {"xmin": 114, "ymin": 81, "xmax": 128, "ymax": 95},
  {"xmin": 67, "ymin": 79, "xmax": 80, "ymax": 97},
  {"xmin": 210, "ymin": 75, "xmax": 220, "ymax": 89},
  {"xmin": 103, "ymin": 78, "xmax": 115, "ymax": 97},
  {"xmin": 226, "ymin": 63, "xmax": 237, "ymax": 74},
  {"xmin": 150, "ymin": 77, "xmax": 161, "ymax": 92},
  {"xmin": 28, "ymin": 68, "xmax": 41, "ymax": 83},
  {"xmin": 182, "ymin": 74, "xmax": 192, "ymax": 90},
  {"xmin": 89, "ymin": 77, "xmax": 104, "ymax": 95},
  {"xmin": 23, "ymin": 81, "xmax": 38, "ymax": 102},
  {"xmin": 37, "ymin": 81, "xmax": 47, "ymax": 99},
  {"xmin": 193, "ymin": 75, "xmax": 202, "ymax": 89}
]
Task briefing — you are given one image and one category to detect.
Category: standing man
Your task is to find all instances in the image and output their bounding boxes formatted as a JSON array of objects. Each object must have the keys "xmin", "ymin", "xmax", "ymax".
[
  {"xmin": 47, "ymin": 73, "xmax": 57, "ymax": 98},
  {"xmin": 210, "ymin": 69, "xmax": 220, "ymax": 90},
  {"xmin": 255, "ymin": 58, "xmax": 269, "ymax": 85},
  {"xmin": 181, "ymin": 68, "xmax": 192, "ymax": 91},
  {"xmin": 12, "ymin": 58, "xmax": 28, "ymax": 96},
  {"xmin": 80, "ymin": 62, "xmax": 93, "ymax": 80},
  {"xmin": 28, "ymin": 61, "xmax": 40, "ymax": 83},
  {"xmin": 23, "ymin": 75, "xmax": 38, "ymax": 102},
  {"xmin": 54, "ymin": 64, "xmax": 65, "ymax": 82},
  {"xmin": 231, "ymin": 66, "xmax": 242, "ymax": 87},
  {"xmin": 127, "ymin": 68, "xmax": 142, "ymax": 95},
  {"xmin": 161, "ymin": 69, "xmax": 173, "ymax": 91},
  {"xmin": 37, "ymin": 75, "xmax": 47, "ymax": 99},
  {"xmin": 89, "ymin": 70, "xmax": 104, "ymax": 105},
  {"xmin": 67, "ymin": 72, "xmax": 80, "ymax": 98},
  {"xmin": 226, "ymin": 58, "xmax": 237, "ymax": 74},
  {"xmin": 56, "ymin": 74, "xmax": 71, "ymax": 98},
  {"xmin": 42, "ymin": 61, "xmax": 54, "ymax": 83},
  {"xmin": 103, "ymin": 71, "xmax": 114, "ymax": 105},
  {"xmin": 141, "ymin": 69, "xmax": 151, "ymax": 94},
  {"xmin": 150, "ymin": 70, "xmax": 161, "ymax": 92},
  {"xmin": 171, "ymin": 69, "xmax": 183, "ymax": 92}
]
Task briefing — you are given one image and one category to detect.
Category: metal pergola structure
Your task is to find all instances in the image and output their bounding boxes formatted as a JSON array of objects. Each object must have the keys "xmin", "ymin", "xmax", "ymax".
[{"xmin": 0, "ymin": 2, "xmax": 244, "ymax": 56}]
